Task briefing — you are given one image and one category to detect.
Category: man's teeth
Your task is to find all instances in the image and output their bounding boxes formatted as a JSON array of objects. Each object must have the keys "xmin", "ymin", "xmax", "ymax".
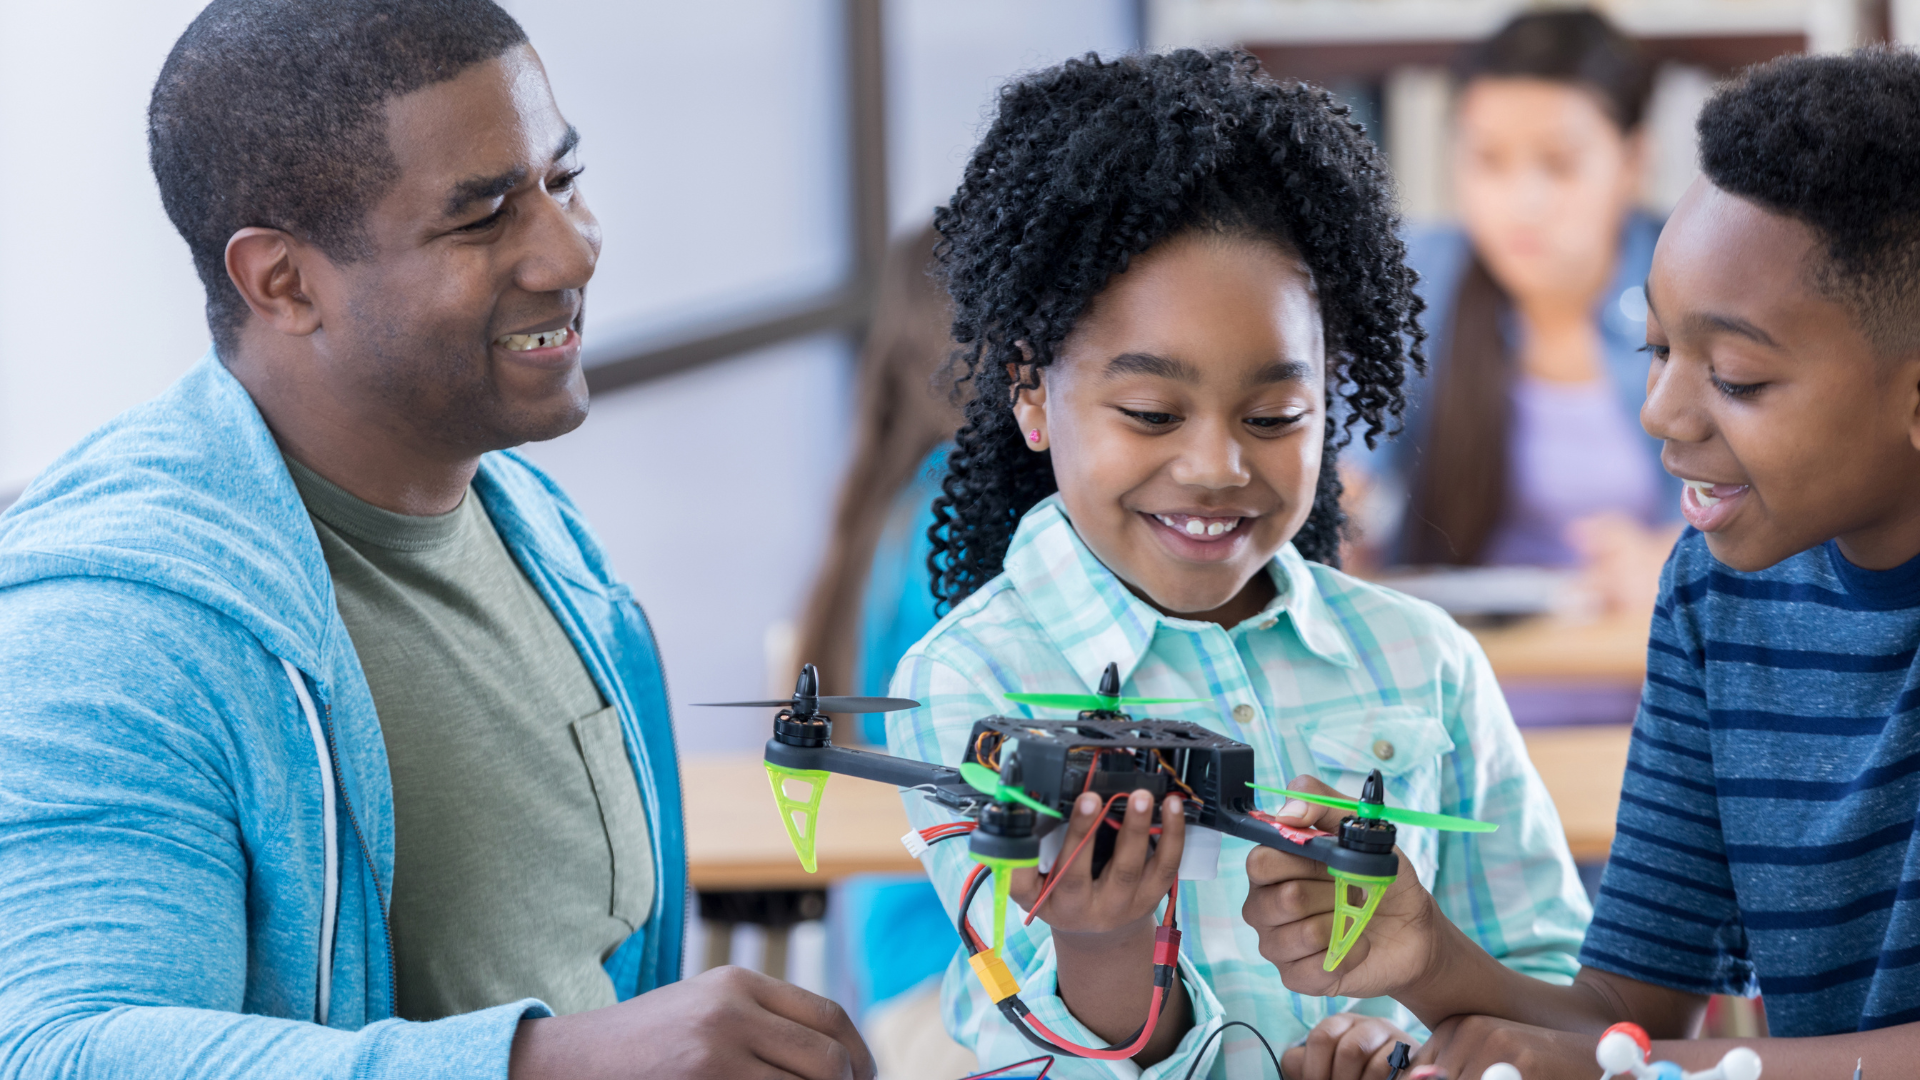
[
  {"xmin": 1684, "ymin": 479, "xmax": 1721, "ymax": 507},
  {"xmin": 498, "ymin": 328, "xmax": 571, "ymax": 351},
  {"xmin": 1154, "ymin": 514, "xmax": 1241, "ymax": 537}
]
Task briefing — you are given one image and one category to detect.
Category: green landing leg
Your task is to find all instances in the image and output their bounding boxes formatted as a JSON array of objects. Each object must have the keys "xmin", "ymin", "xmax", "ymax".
[
  {"xmin": 1324, "ymin": 870, "xmax": 1394, "ymax": 972},
  {"xmin": 971, "ymin": 853, "xmax": 1038, "ymax": 950},
  {"xmin": 765, "ymin": 762, "xmax": 830, "ymax": 873}
]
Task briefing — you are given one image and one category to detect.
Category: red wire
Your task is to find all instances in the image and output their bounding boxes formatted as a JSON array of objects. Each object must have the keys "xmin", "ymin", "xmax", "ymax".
[
  {"xmin": 1022, "ymin": 984, "xmax": 1170, "ymax": 1060},
  {"xmin": 1023, "ymin": 793, "xmax": 1129, "ymax": 925},
  {"xmin": 960, "ymin": 862, "xmax": 990, "ymax": 950}
]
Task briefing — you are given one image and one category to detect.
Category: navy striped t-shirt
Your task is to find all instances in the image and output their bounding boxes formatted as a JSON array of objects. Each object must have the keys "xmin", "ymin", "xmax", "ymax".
[{"xmin": 1580, "ymin": 529, "xmax": 1920, "ymax": 1036}]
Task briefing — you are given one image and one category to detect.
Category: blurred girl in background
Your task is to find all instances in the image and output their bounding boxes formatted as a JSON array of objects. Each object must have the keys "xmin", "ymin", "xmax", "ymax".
[
  {"xmin": 1360, "ymin": 9, "xmax": 1681, "ymax": 610},
  {"xmin": 796, "ymin": 223, "xmax": 961, "ymax": 744}
]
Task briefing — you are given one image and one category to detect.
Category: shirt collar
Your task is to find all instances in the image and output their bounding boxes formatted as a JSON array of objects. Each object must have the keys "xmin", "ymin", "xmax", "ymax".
[{"xmin": 999, "ymin": 496, "xmax": 1358, "ymax": 691}]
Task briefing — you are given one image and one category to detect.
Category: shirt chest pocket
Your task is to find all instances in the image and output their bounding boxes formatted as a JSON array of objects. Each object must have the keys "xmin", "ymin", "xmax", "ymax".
[
  {"xmin": 1294, "ymin": 706, "xmax": 1455, "ymax": 874},
  {"xmin": 573, "ymin": 705, "xmax": 656, "ymax": 930}
]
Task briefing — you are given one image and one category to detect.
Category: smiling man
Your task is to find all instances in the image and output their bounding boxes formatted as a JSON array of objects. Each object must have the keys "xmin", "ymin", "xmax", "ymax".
[{"xmin": 0, "ymin": 3, "xmax": 870, "ymax": 1080}]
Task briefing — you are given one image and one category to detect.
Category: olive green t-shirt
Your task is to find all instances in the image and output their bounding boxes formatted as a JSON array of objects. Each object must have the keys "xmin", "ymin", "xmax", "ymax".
[{"xmin": 287, "ymin": 456, "xmax": 654, "ymax": 1021}]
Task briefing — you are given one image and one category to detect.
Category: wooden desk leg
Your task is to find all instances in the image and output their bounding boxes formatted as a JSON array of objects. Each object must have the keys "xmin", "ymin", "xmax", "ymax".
[
  {"xmin": 763, "ymin": 925, "xmax": 790, "ymax": 981},
  {"xmin": 704, "ymin": 920, "xmax": 733, "ymax": 973}
]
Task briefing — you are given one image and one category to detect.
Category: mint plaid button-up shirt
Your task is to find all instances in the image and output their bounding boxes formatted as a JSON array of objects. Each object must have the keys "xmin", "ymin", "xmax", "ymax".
[{"xmin": 886, "ymin": 496, "xmax": 1591, "ymax": 1079}]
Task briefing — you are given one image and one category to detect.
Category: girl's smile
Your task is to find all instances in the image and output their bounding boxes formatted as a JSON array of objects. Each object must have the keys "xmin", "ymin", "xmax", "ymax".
[{"xmin": 1141, "ymin": 510, "xmax": 1255, "ymax": 563}]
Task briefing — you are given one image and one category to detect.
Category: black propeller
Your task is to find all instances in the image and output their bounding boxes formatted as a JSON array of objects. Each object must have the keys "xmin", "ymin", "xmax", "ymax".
[{"xmin": 694, "ymin": 663, "xmax": 920, "ymax": 715}]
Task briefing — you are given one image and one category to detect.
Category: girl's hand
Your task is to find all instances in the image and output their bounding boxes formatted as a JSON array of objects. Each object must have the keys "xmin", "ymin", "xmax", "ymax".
[
  {"xmin": 1008, "ymin": 789, "xmax": 1185, "ymax": 937},
  {"xmin": 1241, "ymin": 775, "xmax": 1446, "ymax": 1000},
  {"xmin": 1284, "ymin": 1014, "xmax": 1420, "ymax": 1080}
]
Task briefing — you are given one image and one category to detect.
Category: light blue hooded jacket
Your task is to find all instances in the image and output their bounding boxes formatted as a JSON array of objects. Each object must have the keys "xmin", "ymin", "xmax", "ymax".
[{"xmin": 0, "ymin": 354, "xmax": 686, "ymax": 1078}]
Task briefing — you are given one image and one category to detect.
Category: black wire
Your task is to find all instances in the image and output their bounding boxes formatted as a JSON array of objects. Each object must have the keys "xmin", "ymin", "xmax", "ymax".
[{"xmin": 1180, "ymin": 1020, "xmax": 1285, "ymax": 1080}]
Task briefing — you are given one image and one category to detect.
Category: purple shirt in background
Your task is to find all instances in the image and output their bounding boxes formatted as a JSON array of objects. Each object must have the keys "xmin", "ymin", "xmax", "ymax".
[{"xmin": 1483, "ymin": 376, "xmax": 1664, "ymax": 567}]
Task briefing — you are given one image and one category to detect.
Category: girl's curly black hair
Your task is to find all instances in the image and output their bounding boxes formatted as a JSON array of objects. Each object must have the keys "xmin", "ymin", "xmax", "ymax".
[{"xmin": 927, "ymin": 48, "xmax": 1426, "ymax": 609}]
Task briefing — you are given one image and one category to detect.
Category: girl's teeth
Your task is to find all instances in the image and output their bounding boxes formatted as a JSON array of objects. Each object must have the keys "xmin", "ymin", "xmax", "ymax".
[
  {"xmin": 1153, "ymin": 513, "xmax": 1240, "ymax": 536},
  {"xmin": 1685, "ymin": 479, "xmax": 1720, "ymax": 507},
  {"xmin": 498, "ymin": 328, "xmax": 571, "ymax": 351}
]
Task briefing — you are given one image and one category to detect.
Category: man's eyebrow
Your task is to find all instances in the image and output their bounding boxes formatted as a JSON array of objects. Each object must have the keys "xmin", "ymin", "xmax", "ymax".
[
  {"xmin": 1104, "ymin": 352, "xmax": 1200, "ymax": 382},
  {"xmin": 444, "ymin": 165, "xmax": 527, "ymax": 218},
  {"xmin": 1248, "ymin": 359, "xmax": 1312, "ymax": 385},
  {"xmin": 1681, "ymin": 311, "xmax": 1781, "ymax": 348},
  {"xmin": 441, "ymin": 126, "xmax": 581, "ymax": 218}
]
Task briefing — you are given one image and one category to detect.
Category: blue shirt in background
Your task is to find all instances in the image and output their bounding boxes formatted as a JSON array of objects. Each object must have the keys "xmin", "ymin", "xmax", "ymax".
[
  {"xmin": 854, "ymin": 444, "xmax": 948, "ymax": 742},
  {"xmin": 1580, "ymin": 529, "xmax": 1920, "ymax": 1035}
]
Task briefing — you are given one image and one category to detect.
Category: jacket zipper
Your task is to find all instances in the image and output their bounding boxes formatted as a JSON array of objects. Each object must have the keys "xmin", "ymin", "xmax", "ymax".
[{"xmin": 321, "ymin": 699, "xmax": 399, "ymax": 1016}]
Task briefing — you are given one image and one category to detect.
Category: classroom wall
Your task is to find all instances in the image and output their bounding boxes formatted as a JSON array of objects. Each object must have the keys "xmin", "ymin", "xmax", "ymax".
[{"xmin": 0, "ymin": 2, "xmax": 209, "ymax": 498}]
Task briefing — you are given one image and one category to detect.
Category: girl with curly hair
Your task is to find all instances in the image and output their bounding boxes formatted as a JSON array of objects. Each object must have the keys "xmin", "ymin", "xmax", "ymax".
[{"xmin": 884, "ymin": 50, "xmax": 1591, "ymax": 1079}]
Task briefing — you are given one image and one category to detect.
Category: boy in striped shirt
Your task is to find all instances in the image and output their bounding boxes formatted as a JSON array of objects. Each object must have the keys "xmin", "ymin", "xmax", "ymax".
[{"xmin": 1245, "ymin": 48, "xmax": 1920, "ymax": 1078}]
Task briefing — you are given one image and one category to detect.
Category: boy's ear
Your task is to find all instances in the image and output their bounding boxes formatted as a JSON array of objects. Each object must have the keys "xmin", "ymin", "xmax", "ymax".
[
  {"xmin": 224, "ymin": 227, "xmax": 323, "ymax": 338},
  {"xmin": 1006, "ymin": 347, "xmax": 1050, "ymax": 452}
]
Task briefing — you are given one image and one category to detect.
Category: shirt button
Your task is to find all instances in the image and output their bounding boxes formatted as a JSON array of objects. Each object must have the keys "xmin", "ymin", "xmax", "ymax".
[
  {"xmin": 1232, "ymin": 704, "xmax": 1255, "ymax": 723},
  {"xmin": 1372, "ymin": 739, "xmax": 1395, "ymax": 762},
  {"xmin": 1258, "ymin": 619, "xmax": 1277, "ymax": 630}
]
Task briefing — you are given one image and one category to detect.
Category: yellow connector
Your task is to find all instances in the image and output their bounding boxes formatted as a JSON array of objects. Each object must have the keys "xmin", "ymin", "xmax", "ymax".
[{"xmin": 968, "ymin": 948, "xmax": 1021, "ymax": 1003}]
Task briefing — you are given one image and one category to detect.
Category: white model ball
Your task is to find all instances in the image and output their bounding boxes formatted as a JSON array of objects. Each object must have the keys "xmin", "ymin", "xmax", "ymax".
[
  {"xmin": 1596, "ymin": 1031, "xmax": 1645, "ymax": 1073},
  {"xmin": 1480, "ymin": 1063, "xmax": 1523, "ymax": 1080},
  {"xmin": 1715, "ymin": 1047, "xmax": 1762, "ymax": 1080}
]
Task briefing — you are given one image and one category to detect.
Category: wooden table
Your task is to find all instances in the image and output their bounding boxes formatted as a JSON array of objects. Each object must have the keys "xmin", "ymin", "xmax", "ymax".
[
  {"xmin": 683, "ymin": 724, "xmax": 1633, "ymax": 889},
  {"xmin": 683, "ymin": 757, "xmax": 921, "ymax": 890},
  {"xmin": 1472, "ymin": 611, "xmax": 1651, "ymax": 683}
]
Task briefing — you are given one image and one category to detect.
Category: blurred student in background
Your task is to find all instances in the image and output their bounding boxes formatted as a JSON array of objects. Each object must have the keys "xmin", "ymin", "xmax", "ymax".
[
  {"xmin": 796, "ymin": 223, "xmax": 962, "ymax": 744},
  {"xmin": 1357, "ymin": 9, "xmax": 1682, "ymax": 612}
]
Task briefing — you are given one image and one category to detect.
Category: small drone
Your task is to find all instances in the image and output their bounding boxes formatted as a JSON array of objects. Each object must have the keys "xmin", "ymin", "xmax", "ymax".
[{"xmin": 700, "ymin": 662, "xmax": 1495, "ymax": 1058}]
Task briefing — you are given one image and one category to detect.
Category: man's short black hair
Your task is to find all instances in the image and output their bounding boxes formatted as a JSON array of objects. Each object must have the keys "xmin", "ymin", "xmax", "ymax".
[
  {"xmin": 149, "ymin": 0, "xmax": 529, "ymax": 356},
  {"xmin": 1698, "ymin": 47, "xmax": 1920, "ymax": 354}
]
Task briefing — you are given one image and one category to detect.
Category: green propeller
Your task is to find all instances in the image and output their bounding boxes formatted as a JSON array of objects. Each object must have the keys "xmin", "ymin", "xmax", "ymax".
[
  {"xmin": 959, "ymin": 761, "xmax": 1064, "ymax": 819},
  {"xmin": 1249, "ymin": 781, "xmax": 1497, "ymax": 833},
  {"xmin": 1004, "ymin": 691, "xmax": 1202, "ymax": 711},
  {"xmin": 1005, "ymin": 661, "xmax": 1202, "ymax": 713}
]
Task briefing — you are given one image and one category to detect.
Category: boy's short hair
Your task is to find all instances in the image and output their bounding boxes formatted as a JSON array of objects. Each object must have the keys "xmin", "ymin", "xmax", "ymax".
[
  {"xmin": 1698, "ymin": 47, "xmax": 1920, "ymax": 355},
  {"xmin": 148, "ymin": 0, "xmax": 528, "ymax": 356}
]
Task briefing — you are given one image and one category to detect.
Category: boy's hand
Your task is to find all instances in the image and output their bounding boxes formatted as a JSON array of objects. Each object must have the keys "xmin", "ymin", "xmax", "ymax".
[
  {"xmin": 1284, "ymin": 1013, "xmax": 1419, "ymax": 1080},
  {"xmin": 1008, "ymin": 789, "xmax": 1185, "ymax": 936},
  {"xmin": 1416, "ymin": 1014, "xmax": 1597, "ymax": 1080},
  {"xmin": 1242, "ymin": 775, "xmax": 1446, "ymax": 1000}
]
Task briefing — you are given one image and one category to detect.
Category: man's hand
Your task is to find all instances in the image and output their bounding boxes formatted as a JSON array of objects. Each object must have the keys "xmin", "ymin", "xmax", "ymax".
[
  {"xmin": 508, "ymin": 965, "xmax": 875, "ymax": 1080},
  {"xmin": 1242, "ymin": 776, "xmax": 1446, "ymax": 1001},
  {"xmin": 1416, "ymin": 1014, "xmax": 1599, "ymax": 1080},
  {"xmin": 1283, "ymin": 1013, "xmax": 1419, "ymax": 1080}
]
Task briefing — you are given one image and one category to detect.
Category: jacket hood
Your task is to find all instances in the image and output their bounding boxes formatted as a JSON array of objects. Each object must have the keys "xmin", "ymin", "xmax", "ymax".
[{"xmin": 0, "ymin": 353, "xmax": 338, "ymax": 673}]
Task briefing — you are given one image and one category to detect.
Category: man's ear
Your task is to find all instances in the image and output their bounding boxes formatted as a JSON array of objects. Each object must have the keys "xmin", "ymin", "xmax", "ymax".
[
  {"xmin": 1006, "ymin": 348, "xmax": 1050, "ymax": 452},
  {"xmin": 1905, "ymin": 353, "xmax": 1920, "ymax": 455},
  {"xmin": 224, "ymin": 227, "xmax": 323, "ymax": 337}
]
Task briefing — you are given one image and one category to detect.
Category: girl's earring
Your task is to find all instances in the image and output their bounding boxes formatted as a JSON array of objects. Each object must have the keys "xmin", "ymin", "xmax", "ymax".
[{"xmin": 1028, "ymin": 429, "xmax": 1042, "ymax": 444}]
